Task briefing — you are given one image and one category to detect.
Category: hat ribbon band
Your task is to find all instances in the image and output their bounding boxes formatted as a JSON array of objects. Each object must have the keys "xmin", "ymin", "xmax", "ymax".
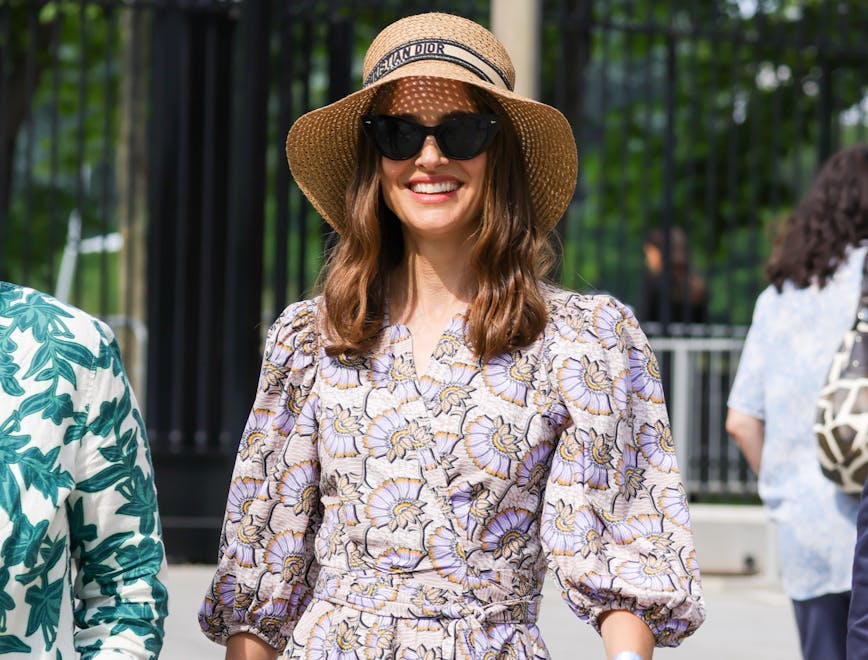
[{"xmin": 364, "ymin": 38, "xmax": 513, "ymax": 91}]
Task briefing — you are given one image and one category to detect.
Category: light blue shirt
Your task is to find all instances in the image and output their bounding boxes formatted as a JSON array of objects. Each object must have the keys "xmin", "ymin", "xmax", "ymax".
[{"xmin": 728, "ymin": 245, "xmax": 865, "ymax": 600}]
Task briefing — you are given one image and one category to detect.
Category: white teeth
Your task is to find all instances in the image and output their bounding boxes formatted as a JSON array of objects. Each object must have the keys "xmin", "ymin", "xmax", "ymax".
[{"xmin": 410, "ymin": 181, "xmax": 460, "ymax": 194}]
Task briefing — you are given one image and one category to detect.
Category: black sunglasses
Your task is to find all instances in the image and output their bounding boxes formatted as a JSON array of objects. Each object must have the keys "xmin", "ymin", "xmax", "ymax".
[{"xmin": 360, "ymin": 113, "xmax": 500, "ymax": 161}]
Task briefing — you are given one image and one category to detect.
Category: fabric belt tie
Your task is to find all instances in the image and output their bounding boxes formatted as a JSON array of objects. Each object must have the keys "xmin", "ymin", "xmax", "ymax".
[{"xmin": 313, "ymin": 568, "xmax": 538, "ymax": 659}]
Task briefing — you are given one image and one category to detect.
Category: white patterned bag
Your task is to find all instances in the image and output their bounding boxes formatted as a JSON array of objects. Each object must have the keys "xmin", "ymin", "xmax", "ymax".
[{"xmin": 815, "ymin": 253, "xmax": 868, "ymax": 495}]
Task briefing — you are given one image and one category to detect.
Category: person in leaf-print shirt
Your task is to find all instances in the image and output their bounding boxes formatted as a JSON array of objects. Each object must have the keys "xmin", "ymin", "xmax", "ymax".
[
  {"xmin": 0, "ymin": 282, "xmax": 168, "ymax": 658},
  {"xmin": 201, "ymin": 12, "xmax": 705, "ymax": 660}
]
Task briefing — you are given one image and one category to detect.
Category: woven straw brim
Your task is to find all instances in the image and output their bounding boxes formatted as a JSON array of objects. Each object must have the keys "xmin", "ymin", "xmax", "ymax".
[{"xmin": 285, "ymin": 61, "xmax": 578, "ymax": 236}]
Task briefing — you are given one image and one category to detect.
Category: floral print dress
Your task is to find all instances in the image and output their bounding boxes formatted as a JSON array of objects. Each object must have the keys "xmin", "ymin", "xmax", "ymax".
[{"xmin": 199, "ymin": 284, "xmax": 705, "ymax": 658}]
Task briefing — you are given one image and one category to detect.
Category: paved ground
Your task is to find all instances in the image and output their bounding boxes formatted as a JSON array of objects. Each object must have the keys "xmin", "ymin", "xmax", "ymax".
[{"xmin": 164, "ymin": 564, "xmax": 801, "ymax": 659}]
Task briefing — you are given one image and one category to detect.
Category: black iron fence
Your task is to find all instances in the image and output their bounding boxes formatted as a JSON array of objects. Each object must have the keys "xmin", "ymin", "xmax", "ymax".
[{"xmin": 3, "ymin": 0, "xmax": 867, "ymax": 559}]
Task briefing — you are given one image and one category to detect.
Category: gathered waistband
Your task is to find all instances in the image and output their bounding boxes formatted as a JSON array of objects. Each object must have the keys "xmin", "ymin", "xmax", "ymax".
[{"xmin": 312, "ymin": 567, "xmax": 539, "ymax": 625}]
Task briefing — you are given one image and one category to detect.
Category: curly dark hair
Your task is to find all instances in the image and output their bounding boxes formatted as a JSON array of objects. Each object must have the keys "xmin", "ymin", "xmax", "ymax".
[{"xmin": 766, "ymin": 143, "xmax": 868, "ymax": 291}]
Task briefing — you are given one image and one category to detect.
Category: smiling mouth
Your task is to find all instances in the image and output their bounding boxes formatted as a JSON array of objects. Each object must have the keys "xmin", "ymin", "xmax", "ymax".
[{"xmin": 409, "ymin": 181, "xmax": 460, "ymax": 194}]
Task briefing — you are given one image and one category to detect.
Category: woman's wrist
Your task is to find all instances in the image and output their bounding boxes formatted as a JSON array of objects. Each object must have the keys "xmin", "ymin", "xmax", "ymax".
[{"xmin": 612, "ymin": 652, "xmax": 644, "ymax": 660}]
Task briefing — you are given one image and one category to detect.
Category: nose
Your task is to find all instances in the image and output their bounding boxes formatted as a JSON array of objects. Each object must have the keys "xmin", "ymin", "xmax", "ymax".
[{"xmin": 415, "ymin": 135, "xmax": 447, "ymax": 168}]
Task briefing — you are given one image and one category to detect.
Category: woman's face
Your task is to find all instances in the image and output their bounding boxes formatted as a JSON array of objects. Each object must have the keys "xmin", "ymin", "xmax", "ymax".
[{"xmin": 374, "ymin": 78, "xmax": 488, "ymax": 246}]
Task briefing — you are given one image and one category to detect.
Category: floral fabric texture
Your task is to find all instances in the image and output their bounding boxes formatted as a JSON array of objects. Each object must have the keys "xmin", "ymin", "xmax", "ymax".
[
  {"xmin": 728, "ymin": 245, "xmax": 867, "ymax": 600},
  {"xmin": 0, "ymin": 283, "xmax": 168, "ymax": 658},
  {"xmin": 199, "ymin": 285, "xmax": 705, "ymax": 657}
]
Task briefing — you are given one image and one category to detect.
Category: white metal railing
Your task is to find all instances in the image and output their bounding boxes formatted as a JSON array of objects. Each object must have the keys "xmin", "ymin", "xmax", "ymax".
[{"xmin": 649, "ymin": 331, "xmax": 755, "ymax": 499}]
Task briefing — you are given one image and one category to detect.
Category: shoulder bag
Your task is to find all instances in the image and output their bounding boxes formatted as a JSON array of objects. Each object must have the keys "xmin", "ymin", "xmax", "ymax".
[{"xmin": 815, "ymin": 251, "xmax": 868, "ymax": 495}]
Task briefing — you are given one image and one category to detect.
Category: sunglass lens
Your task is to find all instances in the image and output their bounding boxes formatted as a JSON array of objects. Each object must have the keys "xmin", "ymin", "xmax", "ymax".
[
  {"xmin": 439, "ymin": 116, "xmax": 496, "ymax": 160},
  {"xmin": 369, "ymin": 116, "xmax": 423, "ymax": 160}
]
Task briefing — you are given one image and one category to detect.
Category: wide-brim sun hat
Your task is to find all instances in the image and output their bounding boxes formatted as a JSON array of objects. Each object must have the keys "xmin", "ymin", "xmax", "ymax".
[{"xmin": 285, "ymin": 11, "xmax": 578, "ymax": 236}]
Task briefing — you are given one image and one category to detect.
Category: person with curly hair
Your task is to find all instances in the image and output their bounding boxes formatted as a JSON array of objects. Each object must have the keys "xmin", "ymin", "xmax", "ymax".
[{"xmin": 727, "ymin": 143, "xmax": 868, "ymax": 660}]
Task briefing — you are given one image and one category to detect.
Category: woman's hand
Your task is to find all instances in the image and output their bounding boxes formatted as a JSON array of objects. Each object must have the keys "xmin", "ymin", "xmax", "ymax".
[
  {"xmin": 225, "ymin": 632, "xmax": 278, "ymax": 660},
  {"xmin": 599, "ymin": 609, "xmax": 655, "ymax": 660}
]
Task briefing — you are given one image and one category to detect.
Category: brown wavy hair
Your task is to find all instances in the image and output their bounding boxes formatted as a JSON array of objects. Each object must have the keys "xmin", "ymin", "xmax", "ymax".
[
  {"xmin": 766, "ymin": 143, "xmax": 868, "ymax": 291},
  {"xmin": 318, "ymin": 84, "xmax": 556, "ymax": 361}
]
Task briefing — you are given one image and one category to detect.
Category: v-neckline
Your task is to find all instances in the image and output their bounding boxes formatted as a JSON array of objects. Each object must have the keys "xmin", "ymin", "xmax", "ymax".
[{"xmin": 388, "ymin": 310, "xmax": 467, "ymax": 380}]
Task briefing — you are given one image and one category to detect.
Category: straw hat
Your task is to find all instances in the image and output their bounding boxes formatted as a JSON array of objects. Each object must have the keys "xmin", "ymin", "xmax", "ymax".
[{"xmin": 285, "ymin": 12, "xmax": 578, "ymax": 236}]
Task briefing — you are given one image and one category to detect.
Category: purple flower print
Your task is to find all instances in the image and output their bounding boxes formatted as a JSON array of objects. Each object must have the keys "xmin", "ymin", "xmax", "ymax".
[
  {"xmin": 213, "ymin": 573, "xmax": 236, "ymax": 606},
  {"xmin": 227, "ymin": 515, "xmax": 262, "ymax": 568},
  {"xmin": 550, "ymin": 428, "xmax": 611, "ymax": 489},
  {"xmin": 276, "ymin": 460, "xmax": 319, "ymax": 515},
  {"xmin": 464, "ymin": 415, "xmax": 523, "ymax": 479},
  {"xmin": 321, "ymin": 352, "xmax": 365, "ymax": 389},
  {"xmin": 364, "ymin": 621, "xmax": 396, "ymax": 658},
  {"xmin": 419, "ymin": 362, "xmax": 476, "ymax": 416},
  {"xmin": 363, "ymin": 408, "xmax": 419, "ymax": 460},
  {"xmin": 449, "ymin": 481, "xmax": 494, "ymax": 538},
  {"xmin": 629, "ymin": 344, "xmax": 665, "ymax": 403},
  {"xmin": 637, "ymin": 421, "xmax": 678, "ymax": 473},
  {"xmin": 483, "ymin": 351, "xmax": 534, "ymax": 405},
  {"xmin": 539, "ymin": 396, "xmax": 569, "ymax": 431},
  {"xmin": 651, "ymin": 616, "xmax": 691, "ymax": 648},
  {"xmin": 682, "ymin": 549, "xmax": 702, "ymax": 586},
  {"xmin": 657, "ymin": 485, "xmax": 691, "ymax": 530},
  {"xmin": 570, "ymin": 571, "xmax": 615, "ymax": 604},
  {"xmin": 593, "ymin": 300, "xmax": 633, "ymax": 351},
  {"xmin": 370, "ymin": 349, "xmax": 420, "ymax": 402},
  {"xmin": 198, "ymin": 597, "xmax": 224, "ymax": 638},
  {"xmin": 320, "ymin": 404, "xmax": 361, "ymax": 458},
  {"xmin": 288, "ymin": 392, "xmax": 318, "ymax": 439},
  {"xmin": 434, "ymin": 431, "xmax": 461, "ymax": 471},
  {"xmin": 264, "ymin": 531, "xmax": 306, "ymax": 581},
  {"xmin": 399, "ymin": 644, "xmax": 442, "ymax": 660},
  {"xmin": 432, "ymin": 315, "xmax": 466, "ymax": 360},
  {"xmin": 226, "ymin": 477, "xmax": 263, "ymax": 523},
  {"xmin": 287, "ymin": 582, "xmax": 312, "ymax": 620},
  {"xmin": 427, "ymin": 526, "xmax": 489, "ymax": 588},
  {"xmin": 375, "ymin": 547, "xmax": 424, "ymax": 572},
  {"xmin": 238, "ymin": 409, "xmax": 273, "ymax": 460},
  {"xmin": 251, "ymin": 598, "xmax": 290, "ymax": 638},
  {"xmin": 615, "ymin": 443, "xmax": 646, "ymax": 499},
  {"xmin": 517, "ymin": 440, "xmax": 554, "ymax": 489},
  {"xmin": 607, "ymin": 513, "xmax": 666, "ymax": 547},
  {"xmin": 554, "ymin": 300, "xmax": 594, "ymax": 342},
  {"xmin": 549, "ymin": 431, "xmax": 582, "ymax": 486},
  {"xmin": 583, "ymin": 427, "xmax": 614, "ymax": 489},
  {"xmin": 307, "ymin": 611, "xmax": 364, "ymax": 660},
  {"xmin": 557, "ymin": 355, "xmax": 613, "ymax": 415},
  {"xmin": 611, "ymin": 370, "xmax": 631, "ymax": 420},
  {"xmin": 541, "ymin": 500, "xmax": 603, "ymax": 558},
  {"xmin": 616, "ymin": 553, "xmax": 677, "ymax": 592},
  {"xmin": 365, "ymin": 478, "xmax": 425, "ymax": 531},
  {"xmin": 481, "ymin": 508, "xmax": 535, "ymax": 560},
  {"xmin": 346, "ymin": 581, "xmax": 397, "ymax": 611}
]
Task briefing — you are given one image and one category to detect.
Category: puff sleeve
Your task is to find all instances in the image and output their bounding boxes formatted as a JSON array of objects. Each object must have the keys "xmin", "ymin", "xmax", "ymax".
[
  {"xmin": 541, "ymin": 294, "xmax": 705, "ymax": 646},
  {"xmin": 198, "ymin": 299, "xmax": 322, "ymax": 650}
]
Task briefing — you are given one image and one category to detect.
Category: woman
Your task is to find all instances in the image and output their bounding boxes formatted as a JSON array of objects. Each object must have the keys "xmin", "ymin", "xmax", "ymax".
[
  {"xmin": 199, "ymin": 13, "xmax": 705, "ymax": 660},
  {"xmin": 727, "ymin": 143, "xmax": 868, "ymax": 660}
]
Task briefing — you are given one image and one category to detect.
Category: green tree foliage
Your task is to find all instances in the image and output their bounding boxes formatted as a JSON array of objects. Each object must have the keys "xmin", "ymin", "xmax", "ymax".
[
  {"xmin": 543, "ymin": 0, "xmax": 867, "ymax": 324},
  {"xmin": 1, "ymin": 1, "xmax": 119, "ymax": 302}
]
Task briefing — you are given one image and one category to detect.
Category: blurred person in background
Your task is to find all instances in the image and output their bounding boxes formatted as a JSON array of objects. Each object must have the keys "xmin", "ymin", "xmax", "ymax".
[
  {"xmin": 638, "ymin": 226, "xmax": 708, "ymax": 326},
  {"xmin": 0, "ymin": 281, "xmax": 168, "ymax": 657},
  {"xmin": 727, "ymin": 143, "xmax": 868, "ymax": 660}
]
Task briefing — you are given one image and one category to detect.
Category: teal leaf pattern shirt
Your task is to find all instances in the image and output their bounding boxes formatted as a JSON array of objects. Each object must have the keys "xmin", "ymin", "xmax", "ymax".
[{"xmin": 0, "ymin": 282, "xmax": 168, "ymax": 658}]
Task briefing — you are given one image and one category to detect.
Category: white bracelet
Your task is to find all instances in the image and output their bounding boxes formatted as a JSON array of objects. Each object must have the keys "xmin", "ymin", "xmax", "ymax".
[{"xmin": 612, "ymin": 653, "xmax": 643, "ymax": 660}]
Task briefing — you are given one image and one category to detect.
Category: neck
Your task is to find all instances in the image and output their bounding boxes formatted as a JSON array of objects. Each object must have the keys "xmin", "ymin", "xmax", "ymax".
[{"xmin": 389, "ymin": 243, "xmax": 475, "ymax": 325}]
